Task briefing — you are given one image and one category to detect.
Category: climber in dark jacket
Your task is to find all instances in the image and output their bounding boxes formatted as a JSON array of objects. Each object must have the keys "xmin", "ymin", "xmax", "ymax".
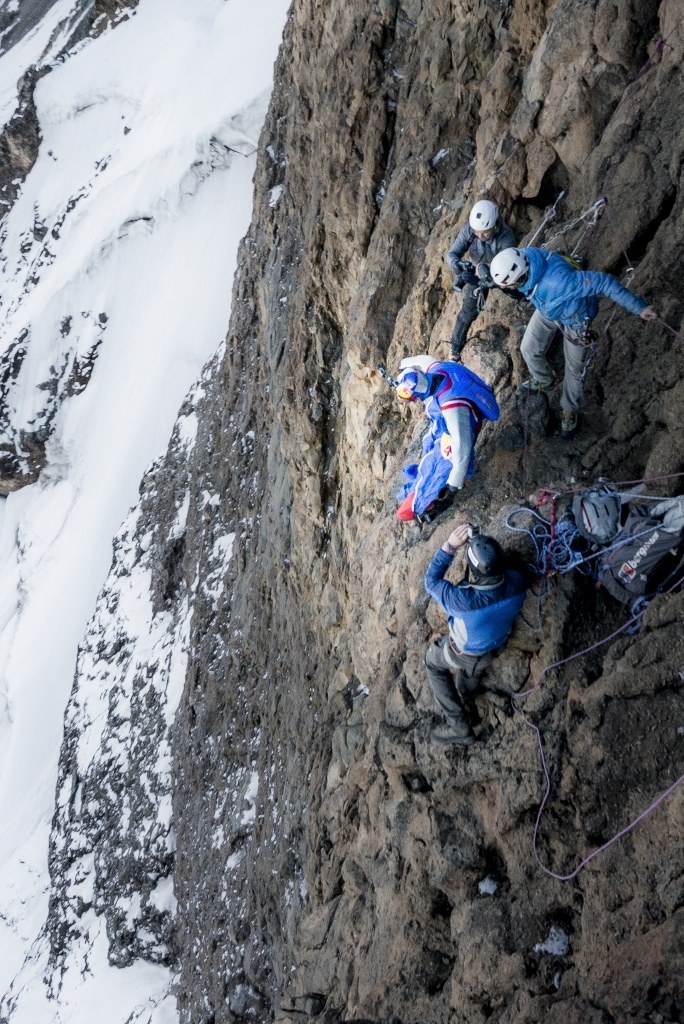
[
  {"xmin": 445, "ymin": 199, "xmax": 516, "ymax": 358},
  {"xmin": 490, "ymin": 246, "xmax": 657, "ymax": 439},
  {"xmin": 424, "ymin": 523, "xmax": 528, "ymax": 747}
]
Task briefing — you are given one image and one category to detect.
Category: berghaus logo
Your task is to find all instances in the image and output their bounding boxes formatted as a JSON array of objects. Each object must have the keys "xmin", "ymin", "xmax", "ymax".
[{"xmin": 617, "ymin": 530, "xmax": 660, "ymax": 581}]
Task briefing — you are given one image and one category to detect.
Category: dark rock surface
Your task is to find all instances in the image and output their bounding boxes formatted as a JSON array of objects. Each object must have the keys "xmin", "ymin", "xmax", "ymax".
[
  {"xmin": 37, "ymin": 0, "xmax": 684, "ymax": 1021},
  {"xmin": 45, "ymin": 381, "xmax": 206, "ymax": 987}
]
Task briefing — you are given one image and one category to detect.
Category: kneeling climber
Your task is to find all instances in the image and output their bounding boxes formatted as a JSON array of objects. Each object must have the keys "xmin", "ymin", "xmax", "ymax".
[
  {"xmin": 445, "ymin": 199, "xmax": 517, "ymax": 358},
  {"xmin": 424, "ymin": 523, "xmax": 529, "ymax": 746},
  {"xmin": 490, "ymin": 246, "xmax": 657, "ymax": 439}
]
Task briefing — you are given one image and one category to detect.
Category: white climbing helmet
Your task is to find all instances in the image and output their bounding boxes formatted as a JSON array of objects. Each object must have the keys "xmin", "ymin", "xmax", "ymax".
[
  {"xmin": 490, "ymin": 247, "xmax": 529, "ymax": 287},
  {"xmin": 469, "ymin": 199, "xmax": 499, "ymax": 233}
]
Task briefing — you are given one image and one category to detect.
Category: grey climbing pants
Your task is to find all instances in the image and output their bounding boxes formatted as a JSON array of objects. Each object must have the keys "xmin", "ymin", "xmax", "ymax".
[
  {"xmin": 424, "ymin": 637, "xmax": 493, "ymax": 727},
  {"xmin": 520, "ymin": 309, "xmax": 592, "ymax": 412}
]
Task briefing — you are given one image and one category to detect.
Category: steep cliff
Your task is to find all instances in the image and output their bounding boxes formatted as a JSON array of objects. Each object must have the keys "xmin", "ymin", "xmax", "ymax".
[{"xmin": 18, "ymin": 0, "xmax": 684, "ymax": 1021}]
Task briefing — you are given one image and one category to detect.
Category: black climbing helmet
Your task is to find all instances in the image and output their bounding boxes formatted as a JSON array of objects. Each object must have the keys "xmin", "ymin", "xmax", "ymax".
[{"xmin": 466, "ymin": 530, "xmax": 504, "ymax": 579}]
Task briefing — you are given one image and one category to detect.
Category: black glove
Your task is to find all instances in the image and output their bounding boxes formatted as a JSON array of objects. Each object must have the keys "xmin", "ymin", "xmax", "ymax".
[
  {"xmin": 415, "ymin": 485, "xmax": 459, "ymax": 525},
  {"xmin": 439, "ymin": 484, "xmax": 459, "ymax": 501},
  {"xmin": 460, "ymin": 268, "xmax": 479, "ymax": 287},
  {"xmin": 453, "ymin": 259, "xmax": 478, "ymax": 289}
]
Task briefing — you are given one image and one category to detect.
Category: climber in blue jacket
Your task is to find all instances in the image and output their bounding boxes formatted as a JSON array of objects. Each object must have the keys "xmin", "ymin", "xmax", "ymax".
[
  {"xmin": 490, "ymin": 246, "xmax": 657, "ymax": 439},
  {"xmin": 424, "ymin": 523, "xmax": 528, "ymax": 746}
]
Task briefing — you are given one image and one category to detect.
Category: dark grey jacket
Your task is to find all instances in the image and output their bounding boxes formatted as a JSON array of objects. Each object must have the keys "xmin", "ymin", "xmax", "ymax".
[{"xmin": 446, "ymin": 218, "xmax": 516, "ymax": 282}]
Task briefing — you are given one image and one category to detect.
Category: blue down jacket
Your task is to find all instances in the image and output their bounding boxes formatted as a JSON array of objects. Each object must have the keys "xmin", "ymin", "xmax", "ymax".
[
  {"xmin": 425, "ymin": 548, "xmax": 527, "ymax": 654},
  {"xmin": 519, "ymin": 247, "xmax": 646, "ymax": 333}
]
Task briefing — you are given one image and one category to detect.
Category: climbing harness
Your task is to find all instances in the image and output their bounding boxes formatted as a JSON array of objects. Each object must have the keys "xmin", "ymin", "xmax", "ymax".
[
  {"xmin": 473, "ymin": 285, "xmax": 486, "ymax": 311},
  {"xmin": 555, "ymin": 319, "xmax": 597, "ymax": 397}
]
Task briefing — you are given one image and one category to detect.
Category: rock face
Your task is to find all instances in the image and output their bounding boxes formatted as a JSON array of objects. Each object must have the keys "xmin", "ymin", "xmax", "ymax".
[
  {"xmin": 40, "ymin": 0, "xmax": 683, "ymax": 1022},
  {"xmin": 47, "ymin": 387, "xmax": 201, "ymax": 983}
]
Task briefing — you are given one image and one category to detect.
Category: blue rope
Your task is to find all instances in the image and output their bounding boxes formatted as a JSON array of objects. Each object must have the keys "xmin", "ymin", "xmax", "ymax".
[
  {"xmin": 505, "ymin": 508, "xmax": 587, "ymax": 577},
  {"xmin": 506, "ymin": 505, "xmax": 671, "ymax": 579}
]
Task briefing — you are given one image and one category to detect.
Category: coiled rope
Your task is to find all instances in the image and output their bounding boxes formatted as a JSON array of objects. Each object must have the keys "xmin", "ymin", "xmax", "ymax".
[{"xmin": 506, "ymin": 503, "xmax": 678, "ymax": 583}]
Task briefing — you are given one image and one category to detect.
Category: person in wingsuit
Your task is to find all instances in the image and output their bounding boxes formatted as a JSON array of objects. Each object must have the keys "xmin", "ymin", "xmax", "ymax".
[
  {"xmin": 424, "ymin": 523, "xmax": 529, "ymax": 746},
  {"xmin": 445, "ymin": 199, "xmax": 517, "ymax": 358},
  {"xmin": 395, "ymin": 358, "xmax": 499, "ymax": 523},
  {"xmin": 490, "ymin": 246, "xmax": 657, "ymax": 439}
]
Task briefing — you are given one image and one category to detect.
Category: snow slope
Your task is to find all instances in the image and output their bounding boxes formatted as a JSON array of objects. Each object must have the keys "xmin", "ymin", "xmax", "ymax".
[{"xmin": 0, "ymin": 0, "xmax": 289, "ymax": 1018}]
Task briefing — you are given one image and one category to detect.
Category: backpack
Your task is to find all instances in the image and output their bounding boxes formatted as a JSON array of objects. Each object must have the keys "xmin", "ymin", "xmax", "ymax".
[
  {"xmin": 599, "ymin": 498, "xmax": 684, "ymax": 604},
  {"xmin": 571, "ymin": 486, "xmax": 622, "ymax": 545}
]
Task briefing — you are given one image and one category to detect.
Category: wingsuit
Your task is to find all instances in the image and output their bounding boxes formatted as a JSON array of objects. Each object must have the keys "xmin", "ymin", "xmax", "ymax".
[{"xmin": 395, "ymin": 359, "xmax": 499, "ymax": 522}]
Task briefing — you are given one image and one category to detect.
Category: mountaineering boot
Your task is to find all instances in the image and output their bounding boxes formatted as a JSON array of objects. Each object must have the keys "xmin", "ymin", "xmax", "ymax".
[
  {"xmin": 431, "ymin": 719, "xmax": 476, "ymax": 747},
  {"xmin": 560, "ymin": 409, "xmax": 579, "ymax": 439},
  {"xmin": 518, "ymin": 375, "xmax": 554, "ymax": 395}
]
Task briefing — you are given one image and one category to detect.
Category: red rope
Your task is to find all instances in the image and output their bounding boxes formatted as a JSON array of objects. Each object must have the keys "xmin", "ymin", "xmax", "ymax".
[
  {"xmin": 528, "ymin": 471, "xmax": 684, "ymax": 500},
  {"xmin": 533, "ymin": 489, "xmax": 559, "ymax": 577}
]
